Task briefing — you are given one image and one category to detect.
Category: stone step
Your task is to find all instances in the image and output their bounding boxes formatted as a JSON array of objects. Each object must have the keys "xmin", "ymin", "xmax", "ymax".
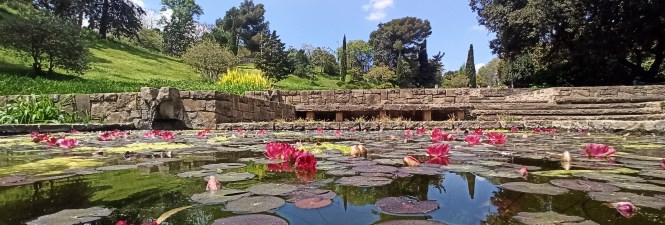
[
  {"xmin": 474, "ymin": 102, "xmax": 660, "ymax": 110},
  {"xmin": 555, "ymin": 96, "xmax": 665, "ymax": 104},
  {"xmin": 467, "ymin": 100, "xmax": 551, "ymax": 104},
  {"xmin": 475, "ymin": 114, "xmax": 665, "ymax": 121},
  {"xmin": 471, "ymin": 107, "xmax": 662, "ymax": 116}
]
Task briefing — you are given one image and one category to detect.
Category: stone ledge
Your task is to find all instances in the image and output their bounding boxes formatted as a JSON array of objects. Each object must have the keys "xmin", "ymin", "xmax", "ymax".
[
  {"xmin": 295, "ymin": 104, "xmax": 474, "ymax": 112},
  {"xmin": 0, "ymin": 123, "xmax": 135, "ymax": 135}
]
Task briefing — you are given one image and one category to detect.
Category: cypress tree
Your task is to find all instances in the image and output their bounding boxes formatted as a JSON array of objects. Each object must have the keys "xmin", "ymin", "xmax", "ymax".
[
  {"xmin": 465, "ymin": 44, "xmax": 477, "ymax": 88},
  {"xmin": 340, "ymin": 35, "xmax": 347, "ymax": 82}
]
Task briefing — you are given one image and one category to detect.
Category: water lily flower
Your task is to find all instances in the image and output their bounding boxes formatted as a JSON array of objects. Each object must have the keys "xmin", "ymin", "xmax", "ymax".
[
  {"xmin": 533, "ymin": 128, "xmax": 558, "ymax": 134},
  {"xmin": 333, "ymin": 130, "xmax": 342, "ymax": 136},
  {"xmin": 607, "ymin": 202, "xmax": 638, "ymax": 218},
  {"xmin": 268, "ymin": 162, "xmax": 293, "ymax": 172},
  {"xmin": 316, "ymin": 128, "xmax": 324, "ymax": 134},
  {"xmin": 561, "ymin": 151, "xmax": 572, "ymax": 162},
  {"xmin": 197, "ymin": 129, "xmax": 211, "ymax": 138},
  {"xmin": 206, "ymin": 175, "xmax": 221, "ymax": 191},
  {"xmin": 581, "ymin": 144, "xmax": 616, "ymax": 158},
  {"xmin": 403, "ymin": 156, "xmax": 420, "ymax": 167},
  {"xmin": 661, "ymin": 159, "xmax": 665, "ymax": 170},
  {"xmin": 142, "ymin": 222, "xmax": 158, "ymax": 225},
  {"xmin": 258, "ymin": 130, "xmax": 267, "ymax": 135},
  {"xmin": 404, "ymin": 130, "xmax": 413, "ymax": 140},
  {"xmin": 425, "ymin": 157, "xmax": 450, "ymax": 166},
  {"xmin": 295, "ymin": 141, "xmax": 303, "ymax": 147},
  {"xmin": 473, "ymin": 128, "xmax": 484, "ymax": 135},
  {"xmin": 426, "ymin": 144, "xmax": 451, "ymax": 157},
  {"xmin": 116, "ymin": 221, "xmax": 129, "ymax": 225},
  {"xmin": 416, "ymin": 127, "xmax": 426, "ymax": 135},
  {"xmin": 296, "ymin": 168, "xmax": 317, "ymax": 183},
  {"xmin": 519, "ymin": 167, "xmax": 528, "ymax": 178},
  {"xmin": 111, "ymin": 129, "xmax": 126, "ymax": 138},
  {"xmin": 31, "ymin": 132, "xmax": 50, "ymax": 142},
  {"xmin": 45, "ymin": 137, "xmax": 60, "ymax": 147},
  {"xmin": 295, "ymin": 151, "xmax": 317, "ymax": 170},
  {"xmin": 349, "ymin": 127, "xmax": 357, "ymax": 133},
  {"xmin": 160, "ymin": 132, "xmax": 175, "ymax": 141},
  {"xmin": 431, "ymin": 131, "xmax": 455, "ymax": 143},
  {"xmin": 98, "ymin": 131, "xmax": 114, "ymax": 141},
  {"xmin": 265, "ymin": 142, "xmax": 296, "ymax": 161},
  {"xmin": 465, "ymin": 135, "xmax": 482, "ymax": 145},
  {"xmin": 350, "ymin": 145, "xmax": 367, "ymax": 158},
  {"xmin": 486, "ymin": 133, "xmax": 507, "ymax": 145},
  {"xmin": 510, "ymin": 127, "xmax": 519, "ymax": 133},
  {"xmin": 57, "ymin": 138, "xmax": 79, "ymax": 149}
]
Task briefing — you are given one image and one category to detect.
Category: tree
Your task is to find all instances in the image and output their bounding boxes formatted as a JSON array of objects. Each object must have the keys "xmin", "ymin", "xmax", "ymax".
[
  {"xmin": 478, "ymin": 58, "xmax": 501, "ymax": 87},
  {"xmin": 0, "ymin": 11, "xmax": 90, "ymax": 74},
  {"xmin": 214, "ymin": 0, "xmax": 269, "ymax": 55},
  {"xmin": 340, "ymin": 35, "xmax": 347, "ymax": 82},
  {"xmin": 33, "ymin": 0, "xmax": 90, "ymax": 26},
  {"xmin": 342, "ymin": 40, "xmax": 374, "ymax": 73},
  {"xmin": 470, "ymin": 0, "xmax": 665, "ymax": 86},
  {"xmin": 465, "ymin": 44, "xmax": 477, "ymax": 88},
  {"xmin": 255, "ymin": 30, "xmax": 290, "ymax": 81},
  {"xmin": 182, "ymin": 40, "xmax": 237, "ymax": 81},
  {"xmin": 395, "ymin": 56, "xmax": 414, "ymax": 87},
  {"xmin": 369, "ymin": 17, "xmax": 432, "ymax": 68},
  {"xmin": 161, "ymin": 0, "xmax": 203, "ymax": 56},
  {"xmin": 365, "ymin": 66, "xmax": 396, "ymax": 87},
  {"xmin": 500, "ymin": 54, "xmax": 536, "ymax": 88},
  {"xmin": 88, "ymin": 0, "xmax": 145, "ymax": 39},
  {"xmin": 310, "ymin": 47, "xmax": 337, "ymax": 75},
  {"xmin": 133, "ymin": 28, "xmax": 163, "ymax": 52},
  {"xmin": 287, "ymin": 48, "xmax": 312, "ymax": 78},
  {"xmin": 442, "ymin": 65, "xmax": 469, "ymax": 88}
]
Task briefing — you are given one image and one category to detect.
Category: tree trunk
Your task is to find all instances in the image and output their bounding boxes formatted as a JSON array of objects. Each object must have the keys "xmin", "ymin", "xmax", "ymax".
[{"xmin": 99, "ymin": 0, "xmax": 110, "ymax": 39}]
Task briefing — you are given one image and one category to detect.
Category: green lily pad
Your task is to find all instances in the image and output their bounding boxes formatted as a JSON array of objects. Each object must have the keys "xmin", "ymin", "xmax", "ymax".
[
  {"xmin": 26, "ymin": 207, "xmax": 112, "ymax": 225},
  {"xmin": 352, "ymin": 165, "xmax": 399, "ymax": 174},
  {"xmin": 95, "ymin": 165, "xmax": 138, "ymax": 171},
  {"xmin": 501, "ymin": 182, "xmax": 569, "ymax": 195},
  {"xmin": 611, "ymin": 182, "xmax": 665, "ymax": 192},
  {"xmin": 206, "ymin": 172, "xmax": 256, "ymax": 182},
  {"xmin": 576, "ymin": 173, "xmax": 645, "ymax": 183},
  {"xmin": 202, "ymin": 163, "xmax": 247, "ymax": 170},
  {"xmin": 399, "ymin": 167, "xmax": 444, "ymax": 176},
  {"xmin": 239, "ymin": 158, "xmax": 285, "ymax": 165},
  {"xmin": 104, "ymin": 142, "xmax": 190, "ymax": 153},
  {"xmin": 337, "ymin": 176, "xmax": 393, "ymax": 187},
  {"xmin": 622, "ymin": 144, "xmax": 665, "ymax": 150},
  {"xmin": 224, "ymin": 196, "xmax": 285, "ymax": 213},
  {"xmin": 374, "ymin": 158, "xmax": 404, "ymax": 166},
  {"xmin": 533, "ymin": 168, "xmax": 639, "ymax": 178},
  {"xmin": 176, "ymin": 170, "xmax": 214, "ymax": 178},
  {"xmin": 375, "ymin": 220, "xmax": 448, "ymax": 225},
  {"xmin": 211, "ymin": 215, "xmax": 287, "ymax": 225},
  {"xmin": 588, "ymin": 192, "xmax": 665, "ymax": 209},
  {"xmin": 640, "ymin": 170, "xmax": 665, "ymax": 179},
  {"xmin": 247, "ymin": 183, "xmax": 297, "ymax": 196},
  {"xmin": 190, "ymin": 189, "xmax": 251, "ymax": 205},
  {"xmin": 513, "ymin": 211, "xmax": 595, "ymax": 225},
  {"xmin": 476, "ymin": 170, "xmax": 523, "ymax": 179},
  {"xmin": 298, "ymin": 142, "xmax": 351, "ymax": 155},
  {"xmin": 326, "ymin": 169, "xmax": 358, "ymax": 176},
  {"xmin": 443, "ymin": 164, "xmax": 489, "ymax": 173},
  {"xmin": 549, "ymin": 179, "xmax": 619, "ymax": 192}
]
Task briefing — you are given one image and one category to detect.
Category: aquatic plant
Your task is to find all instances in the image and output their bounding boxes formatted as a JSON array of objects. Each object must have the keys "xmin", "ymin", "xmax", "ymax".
[
  {"xmin": 98, "ymin": 132, "xmax": 113, "ymax": 141},
  {"xmin": 57, "ymin": 138, "xmax": 79, "ymax": 149},
  {"xmin": 296, "ymin": 168, "xmax": 317, "ymax": 183},
  {"xmin": 267, "ymin": 162, "xmax": 292, "ymax": 172},
  {"xmin": 431, "ymin": 130, "xmax": 455, "ymax": 143},
  {"xmin": 258, "ymin": 130, "xmax": 266, "ymax": 135},
  {"xmin": 416, "ymin": 127, "xmax": 426, "ymax": 135},
  {"xmin": 197, "ymin": 129, "xmax": 211, "ymax": 138},
  {"xmin": 265, "ymin": 142, "xmax": 296, "ymax": 161},
  {"xmin": 473, "ymin": 128, "xmax": 484, "ymax": 135},
  {"xmin": 465, "ymin": 135, "xmax": 482, "ymax": 145},
  {"xmin": 236, "ymin": 128, "xmax": 244, "ymax": 133},
  {"xmin": 403, "ymin": 156, "xmax": 420, "ymax": 167},
  {"xmin": 606, "ymin": 202, "xmax": 638, "ymax": 218},
  {"xmin": 98, "ymin": 130, "xmax": 126, "ymax": 141},
  {"xmin": 45, "ymin": 137, "xmax": 60, "ymax": 146},
  {"xmin": 116, "ymin": 221, "xmax": 157, "ymax": 225},
  {"xmin": 561, "ymin": 151, "xmax": 572, "ymax": 162},
  {"xmin": 404, "ymin": 130, "xmax": 413, "ymax": 140},
  {"xmin": 30, "ymin": 132, "xmax": 50, "ymax": 142},
  {"xmin": 349, "ymin": 127, "xmax": 357, "ymax": 133},
  {"xmin": 510, "ymin": 127, "xmax": 520, "ymax": 133},
  {"xmin": 206, "ymin": 175, "xmax": 221, "ymax": 191},
  {"xmin": 581, "ymin": 144, "xmax": 616, "ymax": 158},
  {"xmin": 426, "ymin": 144, "xmax": 451, "ymax": 158},
  {"xmin": 333, "ymin": 130, "xmax": 342, "ymax": 136},
  {"xmin": 425, "ymin": 157, "xmax": 450, "ymax": 166},
  {"xmin": 160, "ymin": 131, "xmax": 175, "ymax": 141},
  {"xmin": 486, "ymin": 133, "xmax": 507, "ymax": 145},
  {"xmin": 143, "ymin": 130, "xmax": 161, "ymax": 138},
  {"xmin": 316, "ymin": 128, "xmax": 324, "ymax": 134},
  {"xmin": 294, "ymin": 151, "xmax": 317, "ymax": 170},
  {"xmin": 533, "ymin": 128, "xmax": 559, "ymax": 134},
  {"xmin": 519, "ymin": 167, "xmax": 528, "ymax": 179}
]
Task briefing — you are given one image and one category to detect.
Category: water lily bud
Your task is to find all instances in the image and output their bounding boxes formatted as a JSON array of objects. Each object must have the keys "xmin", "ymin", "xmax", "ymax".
[
  {"xmin": 403, "ymin": 156, "xmax": 420, "ymax": 167},
  {"xmin": 561, "ymin": 151, "xmax": 572, "ymax": 162},
  {"xmin": 350, "ymin": 145, "xmax": 362, "ymax": 158}
]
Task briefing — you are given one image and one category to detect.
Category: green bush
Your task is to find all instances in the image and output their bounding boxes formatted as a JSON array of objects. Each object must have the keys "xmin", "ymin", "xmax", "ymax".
[
  {"xmin": 365, "ymin": 66, "xmax": 396, "ymax": 85},
  {"xmin": 219, "ymin": 69, "xmax": 271, "ymax": 91},
  {"xmin": 182, "ymin": 40, "xmax": 238, "ymax": 81},
  {"xmin": 134, "ymin": 28, "xmax": 163, "ymax": 52},
  {"xmin": 0, "ymin": 95, "xmax": 88, "ymax": 124}
]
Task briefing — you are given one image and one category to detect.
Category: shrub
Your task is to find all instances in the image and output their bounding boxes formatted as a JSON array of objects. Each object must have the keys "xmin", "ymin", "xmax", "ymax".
[
  {"xmin": 219, "ymin": 69, "xmax": 271, "ymax": 91},
  {"xmin": 134, "ymin": 28, "xmax": 163, "ymax": 52},
  {"xmin": 365, "ymin": 66, "xmax": 397, "ymax": 85},
  {"xmin": 0, "ymin": 95, "xmax": 88, "ymax": 124},
  {"xmin": 182, "ymin": 40, "xmax": 238, "ymax": 81}
]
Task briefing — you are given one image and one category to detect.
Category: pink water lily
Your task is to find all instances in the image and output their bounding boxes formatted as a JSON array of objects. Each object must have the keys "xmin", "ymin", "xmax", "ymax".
[
  {"xmin": 236, "ymin": 128, "xmax": 244, "ymax": 133},
  {"xmin": 206, "ymin": 175, "xmax": 221, "ymax": 191},
  {"xmin": 296, "ymin": 168, "xmax": 317, "ymax": 183},
  {"xmin": 57, "ymin": 138, "xmax": 79, "ymax": 149},
  {"xmin": 465, "ymin": 135, "xmax": 482, "ymax": 145},
  {"xmin": 404, "ymin": 130, "xmax": 413, "ymax": 140},
  {"xmin": 486, "ymin": 133, "xmax": 507, "ymax": 145},
  {"xmin": 31, "ymin": 132, "xmax": 50, "ymax": 142},
  {"xmin": 111, "ymin": 129, "xmax": 126, "ymax": 138},
  {"xmin": 349, "ymin": 127, "xmax": 357, "ymax": 133},
  {"xmin": 425, "ymin": 156, "xmax": 450, "ymax": 166},
  {"xmin": 258, "ymin": 130, "xmax": 267, "ymax": 135},
  {"xmin": 403, "ymin": 156, "xmax": 420, "ymax": 167},
  {"xmin": 416, "ymin": 127, "xmax": 426, "ymax": 135},
  {"xmin": 581, "ymin": 144, "xmax": 616, "ymax": 158},
  {"xmin": 608, "ymin": 202, "xmax": 638, "ymax": 218},
  {"xmin": 45, "ymin": 137, "xmax": 60, "ymax": 147},
  {"xmin": 294, "ymin": 151, "xmax": 317, "ymax": 170},
  {"xmin": 143, "ymin": 130, "xmax": 161, "ymax": 138},
  {"xmin": 98, "ymin": 131, "xmax": 114, "ymax": 141},
  {"xmin": 69, "ymin": 130, "xmax": 79, "ymax": 134},
  {"xmin": 161, "ymin": 131, "xmax": 175, "ymax": 141},
  {"xmin": 197, "ymin": 129, "xmax": 211, "ymax": 138},
  {"xmin": 316, "ymin": 128, "xmax": 324, "ymax": 134},
  {"xmin": 333, "ymin": 130, "xmax": 342, "ymax": 136},
  {"xmin": 473, "ymin": 128, "xmax": 484, "ymax": 135},
  {"xmin": 533, "ymin": 128, "xmax": 558, "ymax": 134},
  {"xmin": 268, "ymin": 162, "xmax": 293, "ymax": 172},
  {"xmin": 431, "ymin": 130, "xmax": 455, "ymax": 143},
  {"xmin": 265, "ymin": 142, "xmax": 296, "ymax": 161},
  {"xmin": 426, "ymin": 144, "xmax": 451, "ymax": 157},
  {"xmin": 519, "ymin": 167, "xmax": 528, "ymax": 178},
  {"xmin": 510, "ymin": 127, "xmax": 519, "ymax": 133}
]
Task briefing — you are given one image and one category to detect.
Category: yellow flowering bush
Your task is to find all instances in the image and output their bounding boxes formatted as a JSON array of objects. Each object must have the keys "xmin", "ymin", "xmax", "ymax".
[{"xmin": 219, "ymin": 69, "xmax": 271, "ymax": 90}]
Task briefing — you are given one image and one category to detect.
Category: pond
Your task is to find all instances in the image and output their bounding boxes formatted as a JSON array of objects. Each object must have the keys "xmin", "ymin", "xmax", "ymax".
[{"xmin": 0, "ymin": 128, "xmax": 664, "ymax": 225}]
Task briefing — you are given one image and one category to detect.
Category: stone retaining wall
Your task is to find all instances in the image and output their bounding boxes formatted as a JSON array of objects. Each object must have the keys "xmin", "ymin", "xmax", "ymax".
[{"xmin": 0, "ymin": 87, "xmax": 295, "ymax": 130}]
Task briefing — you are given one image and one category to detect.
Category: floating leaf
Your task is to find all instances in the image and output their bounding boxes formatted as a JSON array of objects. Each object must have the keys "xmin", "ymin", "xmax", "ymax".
[
  {"xmin": 190, "ymin": 189, "xmax": 250, "ymax": 205},
  {"xmin": 247, "ymin": 183, "xmax": 297, "ymax": 196},
  {"xmin": 295, "ymin": 197, "xmax": 332, "ymax": 209},
  {"xmin": 224, "ymin": 196, "xmax": 285, "ymax": 213},
  {"xmin": 336, "ymin": 176, "xmax": 393, "ymax": 187},
  {"xmin": 375, "ymin": 220, "xmax": 448, "ymax": 225},
  {"xmin": 549, "ymin": 179, "xmax": 619, "ymax": 192},
  {"xmin": 26, "ymin": 207, "xmax": 111, "ymax": 225},
  {"xmin": 501, "ymin": 182, "xmax": 569, "ymax": 195},
  {"xmin": 211, "ymin": 215, "xmax": 288, "ymax": 225},
  {"xmin": 513, "ymin": 211, "xmax": 594, "ymax": 225},
  {"xmin": 375, "ymin": 197, "xmax": 439, "ymax": 214}
]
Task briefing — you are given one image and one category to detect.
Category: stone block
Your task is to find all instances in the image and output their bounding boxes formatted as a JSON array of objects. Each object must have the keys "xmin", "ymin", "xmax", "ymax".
[
  {"xmin": 191, "ymin": 91, "xmax": 216, "ymax": 99},
  {"xmin": 182, "ymin": 99, "xmax": 204, "ymax": 112},
  {"xmin": 187, "ymin": 111, "xmax": 218, "ymax": 129},
  {"xmin": 105, "ymin": 111, "xmax": 130, "ymax": 124},
  {"xmin": 90, "ymin": 94, "xmax": 104, "ymax": 102},
  {"xmin": 103, "ymin": 93, "xmax": 118, "ymax": 102}
]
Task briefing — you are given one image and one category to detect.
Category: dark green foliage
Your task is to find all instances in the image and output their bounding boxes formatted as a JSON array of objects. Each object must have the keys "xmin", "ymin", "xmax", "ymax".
[
  {"xmin": 255, "ymin": 31, "xmax": 290, "ymax": 81},
  {"xmin": 0, "ymin": 11, "xmax": 90, "ymax": 74},
  {"xmin": 87, "ymin": 0, "xmax": 145, "ymax": 39},
  {"xmin": 33, "ymin": 0, "xmax": 88, "ymax": 26},
  {"xmin": 465, "ymin": 44, "xmax": 476, "ymax": 88},
  {"xmin": 182, "ymin": 40, "xmax": 238, "ymax": 81},
  {"xmin": 214, "ymin": 0, "xmax": 269, "ymax": 55},
  {"xmin": 369, "ymin": 17, "xmax": 432, "ymax": 68},
  {"xmin": 414, "ymin": 39, "xmax": 441, "ymax": 88},
  {"xmin": 343, "ymin": 40, "xmax": 374, "ymax": 73},
  {"xmin": 365, "ymin": 66, "xmax": 395, "ymax": 87},
  {"xmin": 133, "ymin": 28, "xmax": 163, "ymax": 52},
  {"xmin": 395, "ymin": 56, "xmax": 413, "ymax": 87},
  {"xmin": 0, "ymin": 95, "xmax": 88, "ymax": 124},
  {"xmin": 288, "ymin": 48, "xmax": 312, "ymax": 78},
  {"xmin": 470, "ymin": 0, "xmax": 665, "ymax": 86},
  {"xmin": 340, "ymin": 35, "xmax": 347, "ymax": 81},
  {"xmin": 310, "ymin": 47, "xmax": 337, "ymax": 75},
  {"xmin": 161, "ymin": 0, "xmax": 203, "ymax": 56},
  {"xmin": 500, "ymin": 54, "xmax": 536, "ymax": 88}
]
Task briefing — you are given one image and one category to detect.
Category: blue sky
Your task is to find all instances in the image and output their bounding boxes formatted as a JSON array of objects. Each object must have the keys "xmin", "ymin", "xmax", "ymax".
[{"xmin": 136, "ymin": 0, "xmax": 496, "ymax": 71}]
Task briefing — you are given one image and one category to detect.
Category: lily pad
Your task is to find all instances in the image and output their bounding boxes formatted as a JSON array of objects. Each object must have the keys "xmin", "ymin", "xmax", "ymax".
[
  {"xmin": 287, "ymin": 189, "xmax": 337, "ymax": 202},
  {"xmin": 205, "ymin": 172, "xmax": 256, "ymax": 182},
  {"xmin": 640, "ymin": 170, "xmax": 665, "ymax": 179},
  {"xmin": 398, "ymin": 167, "xmax": 444, "ymax": 176},
  {"xmin": 501, "ymin": 182, "xmax": 569, "ymax": 195},
  {"xmin": 611, "ymin": 182, "xmax": 665, "ymax": 192},
  {"xmin": 104, "ymin": 142, "xmax": 190, "ymax": 153},
  {"xmin": 0, "ymin": 157, "xmax": 103, "ymax": 177},
  {"xmin": 211, "ymin": 215, "xmax": 288, "ymax": 225},
  {"xmin": 294, "ymin": 197, "xmax": 332, "ymax": 209},
  {"xmin": 550, "ymin": 179, "xmax": 619, "ymax": 192},
  {"xmin": 352, "ymin": 165, "xmax": 399, "ymax": 173},
  {"xmin": 0, "ymin": 175, "xmax": 29, "ymax": 186},
  {"xmin": 475, "ymin": 170, "xmax": 523, "ymax": 179},
  {"xmin": 190, "ymin": 189, "xmax": 251, "ymax": 204},
  {"xmin": 337, "ymin": 176, "xmax": 393, "ymax": 187},
  {"xmin": 224, "ymin": 196, "xmax": 285, "ymax": 213},
  {"xmin": 443, "ymin": 164, "xmax": 489, "ymax": 173},
  {"xmin": 95, "ymin": 164, "xmax": 138, "ymax": 171},
  {"xmin": 513, "ymin": 211, "xmax": 593, "ymax": 225},
  {"xmin": 375, "ymin": 220, "xmax": 448, "ymax": 225},
  {"xmin": 26, "ymin": 207, "xmax": 112, "ymax": 225},
  {"xmin": 201, "ymin": 163, "xmax": 247, "ymax": 170},
  {"xmin": 375, "ymin": 197, "xmax": 439, "ymax": 214},
  {"xmin": 247, "ymin": 183, "xmax": 297, "ymax": 196},
  {"xmin": 576, "ymin": 173, "xmax": 645, "ymax": 183},
  {"xmin": 588, "ymin": 192, "xmax": 665, "ymax": 209},
  {"xmin": 239, "ymin": 158, "xmax": 285, "ymax": 165},
  {"xmin": 176, "ymin": 170, "xmax": 214, "ymax": 178},
  {"xmin": 533, "ymin": 168, "xmax": 638, "ymax": 178},
  {"xmin": 374, "ymin": 158, "xmax": 404, "ymax": 166},
  {"xmin": 326, "ymin": 169, "xmax": 358, "ymax": 176}
]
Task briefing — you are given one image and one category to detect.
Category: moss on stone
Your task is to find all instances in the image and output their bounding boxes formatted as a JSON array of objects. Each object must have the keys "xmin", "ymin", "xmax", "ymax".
[
  {"xmin": 0, "ymin": 157, "xmax": 103, "ymax": 177},
  {"xmin": 298, "ymin": 142, "xmax": 351, "ymax": 155}
]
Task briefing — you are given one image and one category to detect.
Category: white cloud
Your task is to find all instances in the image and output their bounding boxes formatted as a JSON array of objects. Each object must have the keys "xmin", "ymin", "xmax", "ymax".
[
  {"xmin": 475, "ymin": 63, "xmax": 486, "ymax": 72},
  {"xmin": 362, "ymin": 0, "xmax": 394, "ymax": 21},
  {"xmin": 129, "ymin": 0, "xmax": 145, "ymax": 8}
]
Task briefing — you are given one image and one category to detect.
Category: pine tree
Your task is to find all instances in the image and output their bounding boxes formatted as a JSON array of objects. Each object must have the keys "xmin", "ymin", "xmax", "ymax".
[
  {"xmin": 465, "ymin": 44, "xmax": 477, "ymax": 88},
  {"xmin": 255, "ymin": 31, "xmax": 291, "ymax": 81},
  {"xmin": 416, "ymin": 39, "xmax": 434, "ymax": 87},
  {"xmin": 340, "ymin": 35, "xmax": 348, "ymax": 82}
]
